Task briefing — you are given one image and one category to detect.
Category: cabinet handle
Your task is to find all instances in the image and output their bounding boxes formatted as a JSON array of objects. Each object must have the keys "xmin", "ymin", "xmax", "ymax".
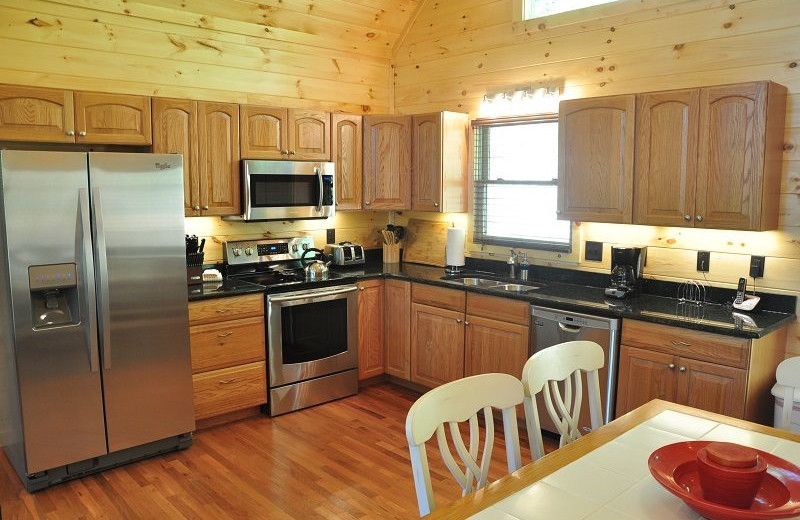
[
  {"xmin": 464, "ymin": 320, "xmax": 470, "ymax": 326},
  {"xmin": 684, "ymin": 214, "xmax": 691, "ymax": 221},
  {"xmin": 456, "ymin": 318, "xmax": 462, "ymax": 323},
  {"xmin": 215, "ymin": 308, "xmax": 232, "ymax": 314},
  {"xmin": 434, "ymin": 202, "xmax": 439, "ymax": 207},
  {"xmin": 679, "ymin": 366, "xmax": 687, "ymax": 373},
  {"xmin": 217, "ymin": 331, "xmax": 233, "ymax": 337},
  {"xmin": 668, "ymin": 363, "xmax": 676, "ymax": 370},
  {"xmin": 359, "ymin": 286, "xmax": 365, "ymax": 291},
  {"xmin": 218, "ymin": 378, "xmax": 236, "ymax": 384},
  {"xmin": 670, "ymin": 340, "xmax": 691, "ymax": 347},
  {"xmin": 203, "ymin": 205, "xmax": 209, "ymax": 210},
  {"xmin": 78, "ymin": 130, "xmax": 87, "ymax": 137},
  {"xmin": 193, "ymin": 205, "xmax": 200, "ymax": 211},
  {"xmin": 335, "ymin": 202, "xmax": 339, "ymax": 206},
  {"xmin": 365, "ymin": 200, "xmax": 370, "ymax": 205},
  {"xmin": 696, "ymin": 215, "xmax": 703, "ymax": 222},
  {"xmin": 66, "ymin": 130, "xmax": 75, "ymax": 136}
]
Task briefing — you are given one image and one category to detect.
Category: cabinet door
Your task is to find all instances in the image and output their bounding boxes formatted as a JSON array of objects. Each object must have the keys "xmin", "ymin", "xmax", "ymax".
[
  {"xmin": 0, "ymin": 85, "xmax": 75, "ymax": 142},
  {"xmin": 288, "ymin": 109, "xmax": 330, "ymax": 160},
  {"xmin": 332, "ymin": 114, "xmax": 363, "ymax": 210},
  {"xmin": 557, "ymin": 95, "xmax": 635, "ymax": 223},
  {"xmin": 615, "ymin": 345, "xmax": 677, "ymax": 417},
  {"xmin": 74, "ymin": 92, "xmax": 152, "ymax": 145},
  {"xmin": 152, "ymin": 98, "xmax": 199, "ymax": 216},
  {"xmin": 410, "ymin": 303, "xmax": 464, "ymax": 388},
  {"xmin": 385, "ymin": 279, "xmax": 411, "ymax": 379},
  {"xmin": 677, "ymin": 357, "xmax": 747, "ymax": 418},
  {"xmin": 197, "ymin": 102, "xmax": 240, "ymax": 216},
  {"xmin": 695, "ymin": 82, "xmax": 767, "ymax": 230},
  {"xmin": 633, "ymin": 90, "xmax": 699, "ymax": 227},
  {"xmin": 240, "ymin": 105, "xmax": 286, "ymax": 159},
  {"xmin": 358, "ymin": 279, "xmax": 385, "ymax": 380},
  {"xmin": 412, "ymin": 113, "xmax": 443, "ymax": 212},
  {"xmin": 464, "ymin": 315, "xmax": 528, "ymax": 377},
  {"xmin": 363, "ymin": 115, "xmax": 411, "ymax": 210}
]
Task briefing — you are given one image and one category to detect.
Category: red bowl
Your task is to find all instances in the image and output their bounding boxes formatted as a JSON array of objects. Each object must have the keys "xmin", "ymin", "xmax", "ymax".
[
  {"xmin": 649, "ymin": 441, "xmax": 800, "ymax": 520},
  {"xmin": 697, "ymin": 443, "xmax": 768, "ymax": 509}
]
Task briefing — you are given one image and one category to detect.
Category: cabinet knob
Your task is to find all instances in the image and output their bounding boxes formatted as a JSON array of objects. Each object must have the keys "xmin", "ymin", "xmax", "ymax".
[
  {"xmin": 456, "ymin": 318, "xmax": 462, "ymax": 323},
  {"xmin": 359, "ymin": 286, "xmax": 365, "ymax": 291},
  {"xmin": 282, "ymin": 149, "xmax": 289, "ymax": 155},
  {"xmin": 203, "ymin": 205, "xmax": 209, "ymax": 210},
  {"xmin": 193, "ymin": 205, "xmax": 200, "ymax": 211},
  {"xmin": 684, "ymin": 214, "xmax": 691, "ymax": 221},
  {"xmin": 668, "ymin": 363, "xmax": 676, "ymax": 370},
  {"xmin": 289, "ymin": 150, "xmax": 296, "ymax": 155},
  {"xmin": 434, "ymin": 202, "xmax": 439, "ymax": 207},
  {"xmin": 464, "ymin": 320, "xmax": 470, "ymax": 326},
  {"xmin": 679, "ymin": 366, "xmax": 687, "ymax": 373},
  {"xmin": 365, "ymin": 200, "xmax": 370, "ymax": 205},
  {"xmin": 335, "ymin": 202, "xmax": 339, "ymax": 206},
  {"xmin": 78, "ymin": 130, "xmax": 87, "ymax": 137},
  {"xmin": 696, "ymin": 215, "xmax": 703, "ymax": 222},
  {"xmin": 66, "ymin": 130, "xmax": 75, "ymax": 136}
]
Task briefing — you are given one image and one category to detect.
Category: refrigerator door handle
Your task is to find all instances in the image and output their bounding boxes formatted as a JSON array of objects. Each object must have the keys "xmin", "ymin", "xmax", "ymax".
[
  {"xmin": 79, "ymin": 189, "xmax": 100, "ymax": 373},
  {"xmin": 92, "ymin": 187, "xmax": 112, "ymax": 370}
]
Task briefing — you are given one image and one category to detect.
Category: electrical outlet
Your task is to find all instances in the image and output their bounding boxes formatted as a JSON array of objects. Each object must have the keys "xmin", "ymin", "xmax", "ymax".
[
  {"xmin": 326, "ymin": 228, "xmax": 336, "ymax": 244},
  {"xmin": 697, "ymin": 251, "xmax": 710, "ymax": 272},
  {"xmin": 749, "ymin": 255, "xmax": 765, "ymax": 278},
  {"xmin": 585, "ymin": 241, "xmax": 603, "ymax": 262}
]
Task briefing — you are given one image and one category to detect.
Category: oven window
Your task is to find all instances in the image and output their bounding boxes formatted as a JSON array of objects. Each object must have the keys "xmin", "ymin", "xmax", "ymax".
[
  {"xmin": 280, "ymin": 298, "xmax": 348, "ymax": 363},
  {"xmin": 251, "ymin": 174, "xmax": 318, "ymax": 207}
]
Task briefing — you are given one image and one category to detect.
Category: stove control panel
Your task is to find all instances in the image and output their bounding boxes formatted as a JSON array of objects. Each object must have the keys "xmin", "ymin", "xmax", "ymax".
[{"xmin": 224, "ymin": 236, "xmax": 314, "ymax": 265}]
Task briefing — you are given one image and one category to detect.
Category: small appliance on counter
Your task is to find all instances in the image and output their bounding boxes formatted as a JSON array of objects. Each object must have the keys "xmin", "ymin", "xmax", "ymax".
[
  {"xmin": 325, "ymin": 242, "xmax": 365, "ymax": 267},
  {"xmin": 605, "ymin": 246, "xmax": 646, "ymax": 299},
  {"xmin": 186, "ymin": 234, "xmax": 205, "ymax": 285}
]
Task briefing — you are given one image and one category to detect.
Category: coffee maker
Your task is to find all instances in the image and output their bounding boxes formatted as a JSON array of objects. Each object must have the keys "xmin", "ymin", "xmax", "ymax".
[{"xmin": 604, "ymin": 246, "xmax": 646, "ymax": 299}]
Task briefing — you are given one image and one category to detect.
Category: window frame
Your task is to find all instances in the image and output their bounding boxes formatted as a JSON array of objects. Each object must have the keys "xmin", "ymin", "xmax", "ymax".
[{"xmin": 471, "ymin": 114, "xmax": 571, "ymax": 253}]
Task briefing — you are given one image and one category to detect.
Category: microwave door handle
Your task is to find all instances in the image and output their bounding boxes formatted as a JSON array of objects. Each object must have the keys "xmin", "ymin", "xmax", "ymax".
[{"xmin": 315, "ymin": 167, "xmax": 323, "ymax": 212}]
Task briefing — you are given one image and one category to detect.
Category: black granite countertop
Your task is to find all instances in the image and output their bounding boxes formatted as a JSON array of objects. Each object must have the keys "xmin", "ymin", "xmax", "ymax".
[{"xmin": 187, "ymin": 277, "xmax": 265, "ymax": 301}]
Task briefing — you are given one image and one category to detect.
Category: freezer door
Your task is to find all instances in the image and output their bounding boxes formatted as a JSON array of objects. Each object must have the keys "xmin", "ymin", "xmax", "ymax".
[
  {"xmin": 0, "ymin": 150, "xmax": 106, "ymax": 473},
  {"xmin": 88, "ymin": 153, "xmax": 195, "ymax": 452}
]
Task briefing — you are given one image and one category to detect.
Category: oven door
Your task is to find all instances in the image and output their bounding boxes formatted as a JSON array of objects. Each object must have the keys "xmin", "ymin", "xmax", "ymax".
[
  {"xmin": 242, "ymin": 160, "xmax": 334, "ymax": 221},
  {"xmin": 267, "ymin": 284, "xmax": 358, "ymax": 387}
]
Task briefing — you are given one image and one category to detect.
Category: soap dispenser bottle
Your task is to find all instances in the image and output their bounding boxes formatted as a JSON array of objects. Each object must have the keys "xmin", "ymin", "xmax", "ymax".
[{"xmin": 519, "ymin": 252, "xmax": 530, "ymax": 281}]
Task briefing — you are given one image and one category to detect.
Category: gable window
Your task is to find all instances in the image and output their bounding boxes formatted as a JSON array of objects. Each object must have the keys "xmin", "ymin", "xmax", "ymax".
[
  {"xmin": 523, "ymin": 0, "xmax": 620, "ymax": 19},
  {"xmin": 472, "ymin": 115, "xmax": 570, "ymax": 252}
]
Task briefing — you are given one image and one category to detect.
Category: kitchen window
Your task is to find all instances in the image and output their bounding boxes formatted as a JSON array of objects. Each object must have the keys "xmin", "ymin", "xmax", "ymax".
[
  {"xmin": 472, "ymin": 115, "xmax": 571, "ymax": 252},
  {"xmin": 522, "ymin": 0, "xmax": 620, "ymax": 19}
]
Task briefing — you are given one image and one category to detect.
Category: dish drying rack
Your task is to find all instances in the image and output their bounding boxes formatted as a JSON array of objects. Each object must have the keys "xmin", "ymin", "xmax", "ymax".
[{"xmin": 676, "ymin": 279, "xmax": 707, "ymax": 321}]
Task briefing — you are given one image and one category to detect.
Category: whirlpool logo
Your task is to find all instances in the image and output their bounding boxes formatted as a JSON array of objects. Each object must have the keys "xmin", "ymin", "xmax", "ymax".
[{"xmin": 154, "ymin": 162, "xmax": 173, "ymax": 170}]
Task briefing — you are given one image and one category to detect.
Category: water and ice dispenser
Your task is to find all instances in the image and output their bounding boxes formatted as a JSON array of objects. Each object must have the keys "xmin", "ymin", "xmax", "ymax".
[{"xmin": 29, "ymin": 263, "xmax": 79, "ymax": 328}]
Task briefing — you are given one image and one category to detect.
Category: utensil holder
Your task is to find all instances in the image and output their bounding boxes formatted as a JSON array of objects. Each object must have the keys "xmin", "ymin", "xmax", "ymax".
[{"xmin": 383, "ymin": 243, "xmax": 400, "ymax": 264}]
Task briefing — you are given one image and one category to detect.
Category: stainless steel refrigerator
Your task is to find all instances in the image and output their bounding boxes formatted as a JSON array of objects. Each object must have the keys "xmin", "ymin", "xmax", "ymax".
[{"xmin": 0, "ymin": 150, "xmax": 195, "ymax": 491}]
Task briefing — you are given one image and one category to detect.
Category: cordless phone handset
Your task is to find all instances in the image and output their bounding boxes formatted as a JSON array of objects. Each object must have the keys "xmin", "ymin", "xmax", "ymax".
[
  {"xmin": 734, "ymin": 277, "xmax": 747, "ymax": 305},
  {"xmin": 732, "ymin": 277, "xmax": 760, "ymax": 311}
]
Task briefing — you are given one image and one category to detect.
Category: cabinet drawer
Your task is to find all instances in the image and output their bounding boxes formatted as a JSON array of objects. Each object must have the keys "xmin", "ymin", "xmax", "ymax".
[
  {"xmin": 192, "ymin": 361, "xmax": 267, "ymax": 420},
  {"xmin": 190, "ymin": 316, "xmax": 265, "ymax": 373},
  {"xmin": 622, "ymin": 320, "xmax": 750, "ymax": 368},
  {"xmin": 467, "ymin": 293, "xmax": 530, "ymax": 326},
  {"xmin": 188, "ymin": 294, "xmax": 264, "ymax": 325},
  {"xmin": 412, "ymin": 283, "xmax": 465, "ymax": 311}
]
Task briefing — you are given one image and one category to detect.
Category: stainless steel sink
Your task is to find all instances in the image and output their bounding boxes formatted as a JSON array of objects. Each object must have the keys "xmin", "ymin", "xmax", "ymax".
[
  {"xmin": 492, "ymin": 283, "xmax": 541, "ymax": 293},
  {"xmin": 440, "ymin": 276, "xmax": 540, "ymax": 292},
  {"xmin": 451, "ymin": 277, "xmax": 503, "ymax": 287}
]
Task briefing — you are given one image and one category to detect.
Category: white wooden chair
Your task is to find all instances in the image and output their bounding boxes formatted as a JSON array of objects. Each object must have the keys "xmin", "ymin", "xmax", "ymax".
[
  {"xmin": 522, "ymin": 340, "xmax": 604, "ymax": 460},
  {"xmin": 405, "ymin": 373, "xmax": 524, "ymax": 517},
  {"xmin": 776, "ymin": 356, "xmax": 800, "ymax": 430}
]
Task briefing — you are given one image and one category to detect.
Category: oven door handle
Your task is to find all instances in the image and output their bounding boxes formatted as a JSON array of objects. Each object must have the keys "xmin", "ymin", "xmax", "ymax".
[
  {"xmin": 315, "ymin": 166, "xmax": 323, "ymax": 213},
  {"xmin": 268, "ymin": 285, "xmax": 358, "ymax": 303}
]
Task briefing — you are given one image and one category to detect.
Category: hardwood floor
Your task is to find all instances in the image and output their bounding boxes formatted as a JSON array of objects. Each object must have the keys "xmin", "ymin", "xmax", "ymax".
[{"xmin": 0, "ymin": 383, "xmax": 547, "ymax": 520}]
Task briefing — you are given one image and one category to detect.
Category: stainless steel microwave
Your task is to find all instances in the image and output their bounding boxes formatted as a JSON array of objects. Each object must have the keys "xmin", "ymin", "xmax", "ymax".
[{"xmin": 225, "ymin": 160, "xmax": 335, "ymax": 221}]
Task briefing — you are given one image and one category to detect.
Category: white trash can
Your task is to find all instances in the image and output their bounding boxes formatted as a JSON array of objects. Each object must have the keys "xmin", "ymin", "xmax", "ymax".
[{"xmin": 771, "ymin": 382, "xmax": 800, "ymax": 432}]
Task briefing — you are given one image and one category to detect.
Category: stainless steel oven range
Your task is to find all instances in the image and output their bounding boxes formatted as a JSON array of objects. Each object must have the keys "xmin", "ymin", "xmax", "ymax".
[{"xmin": 224, "ymin": 236, "xmax": 359, "ymax": 416}]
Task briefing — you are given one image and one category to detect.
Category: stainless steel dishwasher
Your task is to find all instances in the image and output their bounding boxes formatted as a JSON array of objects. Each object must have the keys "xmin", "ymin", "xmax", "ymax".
[{"xmin": 530, "ymin": 305, "xmax": 621, "ymax": 435}]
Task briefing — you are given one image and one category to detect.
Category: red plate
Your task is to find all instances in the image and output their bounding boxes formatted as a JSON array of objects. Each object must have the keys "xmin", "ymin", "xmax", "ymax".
[{"xmin": 648, "ymin": 441, "xmax": 800, "ymax": 520}]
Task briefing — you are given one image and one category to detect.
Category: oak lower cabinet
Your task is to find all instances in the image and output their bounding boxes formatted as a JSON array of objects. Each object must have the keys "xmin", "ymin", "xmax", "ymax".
[
  {"xmin": 385, "ymin": 279, "xmax": 411, "ymax": 379},
  {"xmin": 0, "ymin": 84, "xmax": 151, "ymax": 145},
  {"xmin": 464, "ymin": 293, "xmax": 530, "ymax": 378},
  {"xmin": 357, "ymin": 279, "xmax": 385, "ymax": 380},
  {"xmin": 240, "ymin": 106, "xmax": 331, "ymax": 160},
  {"xmin": 410, "ymin": 284, "xmax": 466, "ymax": 387},
  {"xmin": 188, "ymin": 294, "xmax": 266, "ymax": 423},
  {"xmin": 615, "ymin": 320, "xmax": 786, "ymax": 424},
  {"xmin": 154, "ymin": 99, "xmax": 240, "ymax": 217},
  {"xmin": 411, "ymin": 112, "xmax": 469, "ymax": 212},
  {"xmin": 332, "ymin": 114, "xmax": 363, "ymax": 210},
  {"xmin": 363, "ymin": 115, "xmax": 412, "ymax": 210}
]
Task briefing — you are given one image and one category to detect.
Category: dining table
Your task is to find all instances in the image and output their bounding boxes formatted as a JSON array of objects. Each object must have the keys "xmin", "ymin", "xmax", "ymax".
[{"xmin": 425, "ymin": 399, "xmax": 800, "ymax": 520}]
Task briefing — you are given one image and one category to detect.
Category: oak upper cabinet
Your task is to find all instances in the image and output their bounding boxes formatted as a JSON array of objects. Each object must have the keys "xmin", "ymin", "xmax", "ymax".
[
  {"xmin": 332, "ymin": 114, "xmax": 363, "ymax": 210},
  {"xmin": 363, "ymin": 115, "xmax": 412, "ymax": 210},
  {"xmin": 634, "ymin": 82, "xmax": 787, "ymax": 231},
  {"xmin": 241, "ymin": 106, "xmax": 330, "ymax": 160},
  {"xmin": 615, "ymin": 319, "xmax": 786, "ymax": 424},
  {"xmin": 464, "ymin": 293, "xmax": 529, "ymax": 378},
  {"xmin": 357, "ymin": 279, "xmax": 385, "ymax": 380},
  {"xmin": 0, "ymin": 85, "xmax": 151, "ymax": 145},
  {"xmin": 557, "ymin": 95, "xmax": 635, "ymax": 223},
  {"xmin": 411, "ymin": 112, "xmax": 469, "ymax": 212},
  {"xmin": 384, "ymin": 279, "xmax": 411, "ymax": 379},
  {"xmin": 153, "ymin": 99, "xmax": 240, "ymax": 217},
  {"xmin": 0, "ymin": 84, "xmax": 75, "ymax": 142},
  {"xmin": 694, "ymin": 82, "xmax": 786, "ymax": 231},
  {"xmin": 410, "ymin": 283, "xmax": 465, "ymax": 387}
]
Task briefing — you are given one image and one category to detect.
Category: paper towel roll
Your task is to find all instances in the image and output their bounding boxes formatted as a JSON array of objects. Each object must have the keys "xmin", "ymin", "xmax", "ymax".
[{"xmin": 446, "ymin": 228, "xmax": 465, "ymax": 267}]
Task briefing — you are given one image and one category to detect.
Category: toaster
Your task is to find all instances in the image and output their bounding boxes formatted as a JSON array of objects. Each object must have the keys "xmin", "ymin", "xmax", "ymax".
[{"xmin": 325, "ymin": 242, "xmax": 365, "ymax": 266}]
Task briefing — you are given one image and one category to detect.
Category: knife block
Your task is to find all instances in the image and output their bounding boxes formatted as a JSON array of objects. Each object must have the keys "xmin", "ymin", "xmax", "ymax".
[
  {"xmin": 383, "ymin": 243, "xmax": 400, "ymax": 264},
  {"xmin": 186, "ymin": 252, "xmax": 204, "ymax": 285}
]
